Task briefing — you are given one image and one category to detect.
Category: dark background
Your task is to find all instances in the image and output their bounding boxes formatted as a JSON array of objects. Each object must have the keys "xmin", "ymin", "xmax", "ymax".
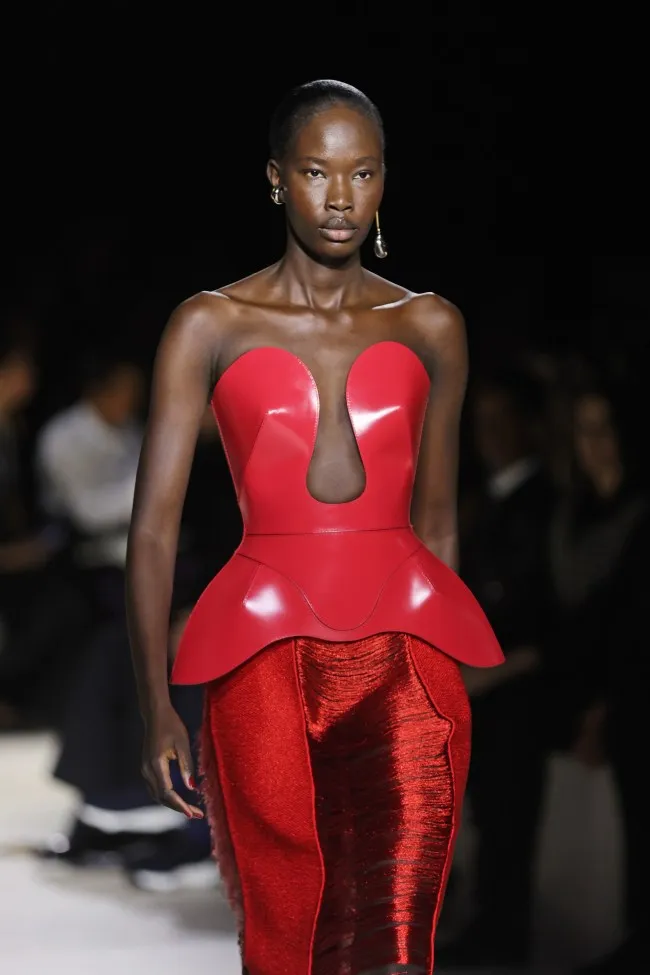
[{"xmin": 5, "ymin": 19, "xmax": 647, "ymax": 419}]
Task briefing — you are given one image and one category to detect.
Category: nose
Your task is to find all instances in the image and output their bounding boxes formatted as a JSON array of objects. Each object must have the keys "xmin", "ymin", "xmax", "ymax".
[{"xmin": 326, "ymin": 175, "xmax": 353, "ymax": 211}]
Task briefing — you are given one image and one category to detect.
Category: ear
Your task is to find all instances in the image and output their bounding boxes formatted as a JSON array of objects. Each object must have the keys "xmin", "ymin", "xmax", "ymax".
[{"xmin": 266, "ymin": 159, "xmax": 281, "ymax": 189}]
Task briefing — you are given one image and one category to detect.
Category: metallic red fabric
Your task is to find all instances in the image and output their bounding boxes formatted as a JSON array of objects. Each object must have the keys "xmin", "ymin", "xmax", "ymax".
[{"xmin": 201, "ymin": 632, "xmax": 470, "ymax": 975}]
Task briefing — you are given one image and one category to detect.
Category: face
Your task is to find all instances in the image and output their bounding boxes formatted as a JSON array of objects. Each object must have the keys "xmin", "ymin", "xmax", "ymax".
[
  {"xmin": 102, "ymin": 364, "xmax": 144, "ymax": 426},
  {"xmin": 268, "ymin": 104, "xmax": 384, "ymax": 262},
  {"xmin": 473, "ymin": 388, "xmax": 528, "ymax": 472},
  {"xmin": 0, "ymin": 352, "xmax": 37, "ymax": 414},
  {"xmin": 573, "ymin": 394, "xmax": 621, "ymax": 483}
]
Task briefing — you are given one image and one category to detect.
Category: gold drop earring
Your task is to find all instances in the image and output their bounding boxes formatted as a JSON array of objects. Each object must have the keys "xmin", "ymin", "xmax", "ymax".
[
  {"xmin": 270, "ymin": 186, "xmax": 284, "ymax": 205},
  {"xmin": 373, "ymin": 211, "xmax": 388, "ymax": 259}
]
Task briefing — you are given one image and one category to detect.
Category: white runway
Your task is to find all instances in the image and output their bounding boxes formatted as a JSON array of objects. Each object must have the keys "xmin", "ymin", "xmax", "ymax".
[{"xmin": 0, "ymin": 732, "xmax": 626, "ymax": 973}]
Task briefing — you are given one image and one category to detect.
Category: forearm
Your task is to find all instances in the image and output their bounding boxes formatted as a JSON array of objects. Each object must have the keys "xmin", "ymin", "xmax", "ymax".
[{"xmin": 125, "ymin": 528, "xmax": 177, "ymax": 723}]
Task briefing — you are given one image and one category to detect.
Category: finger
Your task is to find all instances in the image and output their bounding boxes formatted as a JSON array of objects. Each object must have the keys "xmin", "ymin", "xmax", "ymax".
[
  {"xmin": 153, "ymin": 751, "xmax": 202, "ymax": 818},
  {"xmin": 160, "ymin": 787, "xmax": 204, "ymax": 819},
  {"xmin": 175, "ymin": 740, "xmax": 197, "ymax": 792},
  {"xmin": 183, "ymin": 801, "xmax": 204, "ymax": 818},
  {"xmin": 152, "ymin": 753, "xmax": 194, "ymax": 817}
]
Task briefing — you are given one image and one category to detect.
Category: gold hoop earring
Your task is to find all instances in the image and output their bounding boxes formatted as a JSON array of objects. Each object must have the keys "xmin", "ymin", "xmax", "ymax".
[
  {"xmin": 373, "ymin": 211, "xmax": 388, "ymax": 259},
  {"xmin": 270, "ymin": 186, "xmax": 284, "ymax": 206}
]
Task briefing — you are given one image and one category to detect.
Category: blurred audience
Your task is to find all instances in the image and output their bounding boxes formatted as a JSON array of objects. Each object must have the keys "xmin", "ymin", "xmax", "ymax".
[
  {"xmin": 38, "ymin": 379, "xmax": 240, "ymax": 893},
  {"xmin": 36, "ymin": 351, "xmax": 144, "ymax": 617},
  {"xmin": 545, "ymin": 382, "xmax": 649, "ymax": 973},
  {"xmin": 0, "ymin": 337, "xmax": 88, "ymax": 728},
  {"xmin": 0, "ymin": 339, "xmax": 42, "ymax": 629},
  {"xmin": 438, "ymin": 369, "xmax": 555, "ymax": 968}
]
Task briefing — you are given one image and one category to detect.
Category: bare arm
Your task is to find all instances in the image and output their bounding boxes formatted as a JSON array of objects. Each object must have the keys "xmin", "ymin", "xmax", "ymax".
[
  {"xmin": 126, "ymin": 293, "xmax": 222, "ymax": 816},
  {"xmin": 410, "ymin": 294, "xmax": 468, "ymax": 572}
]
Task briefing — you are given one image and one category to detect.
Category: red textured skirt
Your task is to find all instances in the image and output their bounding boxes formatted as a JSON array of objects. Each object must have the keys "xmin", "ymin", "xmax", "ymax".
[{"xmin": 200, "ymin": 632, "xmax": 471, "ymax": 975}]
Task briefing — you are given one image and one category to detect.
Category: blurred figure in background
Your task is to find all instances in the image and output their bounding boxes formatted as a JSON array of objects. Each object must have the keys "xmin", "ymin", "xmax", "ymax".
[
  {"xmin": 0, "ymin": 337, "xmax": 84, "ymax": 728},
  {"xmin": 438, "ymin": 369, "xmax": 555, "ymax": 968},
  {"xmin": 38, "ymin": 378, "xmax": 239, "ymax": 893},
  {"xmin": 0, "ymin": 338, "xmax": 41, "ymax": 724},
  {"xmin": 36, "ymin": 351, "xmax": 144, "ymax": 618},
  {"xmin": 545, "ymin": 383, "xmax": 649, "ymax": 973},
  {"xmin": 0, "ymin": 340, "xmax": 41, "ymax": 631},
  {"xmin": 34, "ymin": 349, "xmax": 168, "ymax": 864}
]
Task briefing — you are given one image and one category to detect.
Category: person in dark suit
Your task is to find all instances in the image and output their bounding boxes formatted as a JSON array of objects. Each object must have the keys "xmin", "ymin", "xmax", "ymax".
[
  {"xmin": 437, "ymin": 368, "xmax": 555, "ymax": 968},
  {"xmin": 546, "ymin": 383, "xmax": 649, "ymax": 974}
]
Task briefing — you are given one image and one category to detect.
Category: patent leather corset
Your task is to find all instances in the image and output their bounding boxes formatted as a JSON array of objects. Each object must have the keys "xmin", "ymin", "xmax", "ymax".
[{"xmin": 171, "ymin": 341, "xmax": 503, "ymax": 684}]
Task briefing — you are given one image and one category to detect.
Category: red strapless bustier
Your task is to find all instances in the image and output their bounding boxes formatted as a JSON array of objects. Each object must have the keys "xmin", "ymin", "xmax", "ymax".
[{"xmin": 171, "ymin": 341, "xmax": 504, "ymax": 684}]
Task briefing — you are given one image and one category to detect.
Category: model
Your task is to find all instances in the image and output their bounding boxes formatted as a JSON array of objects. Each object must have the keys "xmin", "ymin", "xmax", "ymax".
[{"xmin": 126, "ymin": 79, "xmax": 504, "ymax": 975}]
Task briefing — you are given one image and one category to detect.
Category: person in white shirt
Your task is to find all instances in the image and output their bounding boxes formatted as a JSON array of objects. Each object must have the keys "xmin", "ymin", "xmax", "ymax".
[
  {"xmin": 36, "ymin": 353, "xmax": 144, "ymax": 579},
  {"xmin": 38, "ymin": 351, "xmax": 214, "ymax": 886}
]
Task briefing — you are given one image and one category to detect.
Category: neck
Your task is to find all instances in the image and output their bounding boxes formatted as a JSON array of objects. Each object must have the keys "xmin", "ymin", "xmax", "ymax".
[
  {"xmin": 273, "ymin": 233, "xmax": 366, "ymax": 311},
  {"xmin": 86, "ymin": 396, "xmax": 119, "ymax": 428}
]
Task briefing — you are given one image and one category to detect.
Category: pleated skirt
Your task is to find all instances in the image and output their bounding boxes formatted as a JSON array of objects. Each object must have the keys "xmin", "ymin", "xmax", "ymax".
[{"xmin": 200, "ymin": 632, "xmax": 471, "ymax": 975}]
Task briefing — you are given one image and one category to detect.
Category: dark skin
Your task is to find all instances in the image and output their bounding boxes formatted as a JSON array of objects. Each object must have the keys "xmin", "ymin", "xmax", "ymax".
[{"xmin": 126, "ymin": 103, "xmax": 468, "ymax": 818}]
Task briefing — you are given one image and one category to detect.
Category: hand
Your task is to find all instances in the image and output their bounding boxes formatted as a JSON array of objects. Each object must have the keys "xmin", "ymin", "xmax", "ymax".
[
  {"xmin": 461, "ymin": 665, "xmax": 500, "ymax": 697},
  {"xmin": 461, "ymin": 646, "xmax": 540, "ymax": 698},
  {"xmin": 0, "ymin": 536, "xmax": 52, "ymax": 572},
  {"xmin": 142, "ymin": 706, "xmax": 204, "ymax": 819}
]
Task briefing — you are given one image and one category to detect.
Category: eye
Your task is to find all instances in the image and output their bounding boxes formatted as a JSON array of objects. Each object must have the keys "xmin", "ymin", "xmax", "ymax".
[
  {"xmin": 354, "ymin": 170, "xmax": 373, "ymax": 181},
  {"xmin": 303, "ymin": 168, "xmax": 325, "ymax": 179}
]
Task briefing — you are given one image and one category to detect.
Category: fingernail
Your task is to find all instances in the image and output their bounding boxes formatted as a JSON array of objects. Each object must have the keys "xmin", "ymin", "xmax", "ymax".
[{"xmin": 189, "ymin": 775, "xmax": 197, "ymax": 791}]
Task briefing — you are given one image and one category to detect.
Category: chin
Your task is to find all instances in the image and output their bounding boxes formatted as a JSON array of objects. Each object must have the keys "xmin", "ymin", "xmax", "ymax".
[{"xmin": 296, "ymin": 236, "xmax": 358, "ymax": 266}]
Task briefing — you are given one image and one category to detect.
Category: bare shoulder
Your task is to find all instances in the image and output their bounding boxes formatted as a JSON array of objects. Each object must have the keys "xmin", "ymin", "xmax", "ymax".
[
  {"xmin": 365, "ymin": 272, "xmax": 465, "ymax": 349},
  {"xmin": 403, "ymin": 291, "xmax": 466, "ymax": 356},
  {"xmin": 166, "ymin": 289, "xmax": 235, "ymax": 336},
  {"xmin": 159, "ymin": 289, "xmax": 238, "ymax": 361}
]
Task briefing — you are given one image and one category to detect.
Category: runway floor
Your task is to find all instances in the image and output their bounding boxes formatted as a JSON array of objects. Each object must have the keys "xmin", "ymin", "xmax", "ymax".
[{"xmin": 0, "ymin": 732, "xmax": 624, "ymax": 973}]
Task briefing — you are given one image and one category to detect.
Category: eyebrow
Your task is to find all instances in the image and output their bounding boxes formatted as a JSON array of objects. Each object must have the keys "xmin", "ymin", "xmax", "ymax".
[{"xmin": 298, "ymin": 155, "xmax": 381, "ymax": 165}]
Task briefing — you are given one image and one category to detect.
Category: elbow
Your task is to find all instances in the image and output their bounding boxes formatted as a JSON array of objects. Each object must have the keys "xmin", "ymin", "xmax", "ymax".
[
  {"xmin": 412, "ymin": 511, "xmax": 457, "ymax": 551},
  {"xmin": 415, "ymin": 528, "xmax": 459, "ymax": 572},
  {"xmin": 411, "ymin": 499, "xmax": 457, "ymax": 542},
  {"xmin": 126, "ymin": 522, "xmax": 173, "ymax": 568}
]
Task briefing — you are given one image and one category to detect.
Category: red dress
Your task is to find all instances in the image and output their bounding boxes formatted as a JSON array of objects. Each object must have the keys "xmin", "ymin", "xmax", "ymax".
[{"xmin": 171, "ymin": 341, "xmax": 503, "ymax": 974}]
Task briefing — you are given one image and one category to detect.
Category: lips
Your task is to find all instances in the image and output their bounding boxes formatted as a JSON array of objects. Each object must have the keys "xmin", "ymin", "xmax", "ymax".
[
  {"xmin": 318, "ymin": 216, "xmax": 358, "ymax": 243},
  {"xmin": 319, "ymin": 227, "xmax": 358, "ymax": 242}
]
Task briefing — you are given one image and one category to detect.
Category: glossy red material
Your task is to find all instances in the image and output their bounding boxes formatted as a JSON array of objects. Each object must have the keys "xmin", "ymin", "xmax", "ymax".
[
  {"xmin": 200, "ymin": 632, "xmax": 472, "ymax": 975},
  {"xmin": 172, "ymin": 341, "xmax": 504, "ymax": 685}
]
